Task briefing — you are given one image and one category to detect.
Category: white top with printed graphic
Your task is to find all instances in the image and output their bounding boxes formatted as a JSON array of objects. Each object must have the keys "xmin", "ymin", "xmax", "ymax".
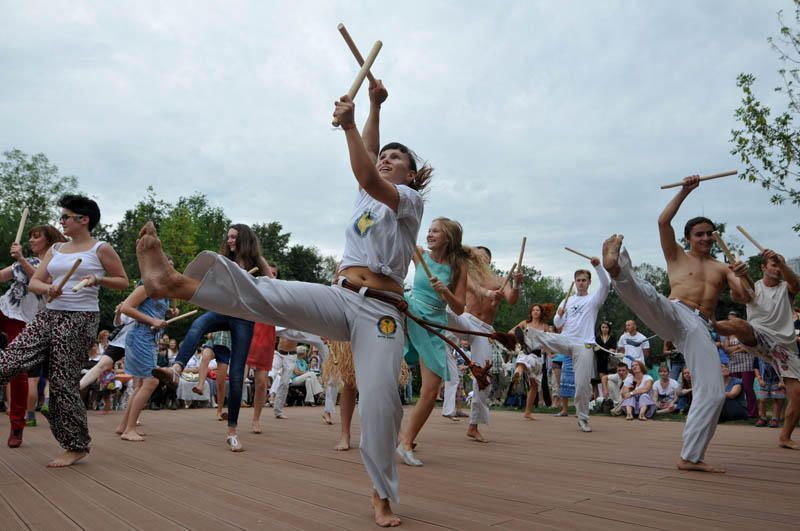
[{"xmin": 340, "ymin": 184, "xmax": 424, "ymax": 287}]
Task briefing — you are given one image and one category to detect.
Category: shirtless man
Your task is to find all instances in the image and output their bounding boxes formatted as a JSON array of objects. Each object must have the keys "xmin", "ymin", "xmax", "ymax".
[
  {"xmin": 714, "ymin": 248, "xmax": 800, "ymax": 450},
  {"xmin": 448, "ymin": 246, "xmax": 521, "ymax": 442},
  {"xmin": 602, "ymin": 174, "xmax": 751, "ymax": 472}
]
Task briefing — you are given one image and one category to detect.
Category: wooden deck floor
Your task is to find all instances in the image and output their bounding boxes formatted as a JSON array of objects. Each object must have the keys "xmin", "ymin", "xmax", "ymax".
[{"xmin": 0, "ymin": 405, "xmax": 797, "ymax": 530}]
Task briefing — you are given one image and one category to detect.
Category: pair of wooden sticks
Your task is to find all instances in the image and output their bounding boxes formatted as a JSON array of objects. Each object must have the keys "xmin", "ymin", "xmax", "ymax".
[{"xmin": 332, "ymin": 24, "xmax": 382, "ymax": 127}]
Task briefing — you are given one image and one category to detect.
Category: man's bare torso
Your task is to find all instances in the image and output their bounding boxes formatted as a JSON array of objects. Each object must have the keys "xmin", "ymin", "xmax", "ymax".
[
  {"xmin": 667, "ymin": 251, "xmax": 728, "ymax": 318},
  {"xmin": 465, "ymin": 275, "xmax": 502, "ymax": 325}
]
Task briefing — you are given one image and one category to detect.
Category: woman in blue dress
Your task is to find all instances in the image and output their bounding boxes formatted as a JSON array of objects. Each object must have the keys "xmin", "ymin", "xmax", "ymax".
[
  {"xmin": 117, "ymin": 266, "xmax": 176, "ymax": 442},
  {"xmin": 397, "ymin": 217, "xmax": 468, "ymax": 467}
]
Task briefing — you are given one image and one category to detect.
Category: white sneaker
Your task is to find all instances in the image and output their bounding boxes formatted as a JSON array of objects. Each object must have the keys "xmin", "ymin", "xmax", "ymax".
[
  {"xmin": 578, "ymin": 419, "xmax": 593, "ymax": 432},
  {"xmin": 395, "ymin": 444, "xmax": 424, "ymax": 466}
]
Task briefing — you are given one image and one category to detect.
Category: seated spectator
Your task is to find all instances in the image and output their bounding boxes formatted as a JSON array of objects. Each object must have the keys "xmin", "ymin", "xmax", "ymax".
[
  {"xmin": 621, "ymin": 360, "xmax": 655, "ymax": 420},
  {"xmin": 719, "ymin": 363, "xmax": 748, "ymax": 422},
  {"xmin": 653, "ymin": 363, "xmax": 680, "ymax": 415},
  {"xmin": 604, "ymin": 361, "xmax": 629, "ymax": 416},
  {"xmin": 754, "ymin": 357, "xmax": 785, "ymax": 428},
  {"xmin": 176, "ymin": 349, "xmax": 211, "ymax": 407},
  {"xmin": 290, "ymin": 346, "xmax": 323, "ymax": 406},
  {"xmin": 677, "ymin": 366, "xmax": 692, "ymax": 414}
]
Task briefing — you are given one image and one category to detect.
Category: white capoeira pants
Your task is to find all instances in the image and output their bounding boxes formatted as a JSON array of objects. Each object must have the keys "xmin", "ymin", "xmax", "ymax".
[
  {"xmin": 446, "ymin": 310, "xmax": 493, "ymax": 426},
  {"xmin": 441, "ymin": 352, "xmax": 459, "ymax": 417},
  {"xmin": 271, "ymin": 352, "xmax": 297, "ymax": 417},
  {"xmin": 186, "ymin": 251, "xmax": 405, "ymax": 503},
  {"xmin": 323, "ymin": 380, "xmax": 338, "ymax": 415},
  {"xmin": 613, "ymin": 248, "xmax": 724, "ymax": 463},
  {"xmin": 523, "ymin": 330, "xmax": 594, "ymax": 423}
]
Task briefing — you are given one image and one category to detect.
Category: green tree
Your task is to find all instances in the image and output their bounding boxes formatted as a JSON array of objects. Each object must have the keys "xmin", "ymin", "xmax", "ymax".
[
  {"xmin": 731, "ymin": 1, "xmax": 800, "ymax": 232},
  {"xmin": 0, "ymin": 149, "xmax": 79, "ymax": 255}
]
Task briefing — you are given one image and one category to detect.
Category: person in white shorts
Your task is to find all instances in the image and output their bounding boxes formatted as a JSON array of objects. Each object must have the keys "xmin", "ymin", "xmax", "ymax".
[
  {"xmin": 136, "ymin": 80, "xmax": 428, "ymax": 527},
  {"xmin": 601, "ymin": 174, "xmax": 751, "ymax": 473},
  {"xmin": 714, "ymin": 248, "xmax": 800, "ymax": 450}
]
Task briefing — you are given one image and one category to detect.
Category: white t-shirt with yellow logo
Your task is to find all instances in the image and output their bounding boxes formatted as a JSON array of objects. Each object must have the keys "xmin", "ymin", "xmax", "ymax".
[{"xmin": 341, "ymin": 184, "xmax": 423, "ymax": 287}]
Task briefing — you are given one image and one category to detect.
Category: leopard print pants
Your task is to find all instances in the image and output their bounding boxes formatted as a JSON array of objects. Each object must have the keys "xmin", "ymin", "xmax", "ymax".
[{"xmin": 0, "ymin": 309, "xmax": 99, "ymax": 452}]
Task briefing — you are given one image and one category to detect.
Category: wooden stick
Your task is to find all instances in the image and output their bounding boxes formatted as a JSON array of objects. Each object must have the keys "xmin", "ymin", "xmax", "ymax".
[
  {"xmin": 14, "ymin": 207, "xmax": 29, "ymax": 244},
  {"xmin": 48, "ymin": 258, "xmax": 81, "ymax": 303},
  {"xmin": 736, "ymin": 225, "xmax": 765, "ymax": 253},
  {"xmin": 414, "ymin": 247, "xmax": 434, "ymax": 280},
  {"xmin": 165, "ymin": 310, "xmax": 198, "ymax": 326},
  {"xmin": 660, "ymin": 170, "xmax": 737, "ymax": 190},
  {"xmin": 564, "ymin": 246, "xmax": 592, "ymax": 261},
  {"xmin": 72, "ymin": 278, "xmax": 91, "ymax": 292},
  {"xmin": 332, "ymin": 40, "xmax": 383, "ymax": 127},
  {"xmin": 337, "ymin": 24, "xmax": 377, "ymax": 84},
  {"xmin": 517, "ymin": 237, "xmax": 527, "ymax": 270},
  {"xmin": 712, "ymin": 231, "xmax": 737, "ymax": 263},
  {"xmin": 561, "ymin": 281, "xmax": 575, "ymax": 317},
  {"xmin": 248, "ymin": 266, "xmax": 259, "ymax": 275},
  {"xmin": 498, "ymin": 263, "xmax": 517, "ymax": 293}
]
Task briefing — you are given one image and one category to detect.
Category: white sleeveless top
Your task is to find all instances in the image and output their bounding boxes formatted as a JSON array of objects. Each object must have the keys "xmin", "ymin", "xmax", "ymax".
[
  {"xmin": 340, "ymin": 184, "xmax": 423, "ymax": 286},
  {"xmin": 747, "ymin": 280, "xmax": 797, "ymax": 351},
  {"xmin": 47, "ymin": 241, "xmax": 106, "ymax": 312}
]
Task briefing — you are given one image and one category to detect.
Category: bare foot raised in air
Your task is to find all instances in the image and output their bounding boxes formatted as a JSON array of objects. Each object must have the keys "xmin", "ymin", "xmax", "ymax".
[
  {"xmin": 334, "ymin": 434, "xmax": 351, "ymax": 451},
  {"xmin": 322, "ymin": 411, "xmax": 333, "ymax": 425},
  {"xmin": 676, "ymin": 458, "xmax": 725, "ymax": 473},
  {"xmin": 136, "ymin": 222, "xmax": 195, "ymax": 300},
  {"xmin": 372, "ymin": 490, "xmax": 401, "ymax": 527},
  {"xmin": 47, "ymin": 450, "xmax": 89, "ymax": 468},
  {"xmin": 602, "ymin": 234, "xmax": 624, "ymax": 278},
  {"xmin": 779, "ymin": 437, "xmax": 800, "ymax": 450},
  {"xmin": 466, "ymin": 425, "xmax": 488, "ymax": 443}
]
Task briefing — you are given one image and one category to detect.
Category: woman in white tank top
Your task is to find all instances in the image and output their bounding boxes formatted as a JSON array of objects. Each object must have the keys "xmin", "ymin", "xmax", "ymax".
[{"xmin": 0, "ymin": 195, "xmax": 128, "ymax": 468}]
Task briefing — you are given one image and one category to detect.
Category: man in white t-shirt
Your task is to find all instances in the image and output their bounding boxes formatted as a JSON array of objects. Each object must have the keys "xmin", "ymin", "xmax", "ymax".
[
  {"xmin": 617, "ymin": 320, "xmax": 651, "ymax": 368},
  {"xmin": 714, "ymin": 248, "xmax": 800, "ymax": 450},
  {"xmin": 520, "ymin": 261, "xmax": 610, "ymax": 432}
]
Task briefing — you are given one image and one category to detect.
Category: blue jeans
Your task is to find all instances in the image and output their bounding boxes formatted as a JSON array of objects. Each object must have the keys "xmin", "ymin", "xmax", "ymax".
[{"xmin": 175, "ymin": 311, "xmax": 254, "ymax": 427}]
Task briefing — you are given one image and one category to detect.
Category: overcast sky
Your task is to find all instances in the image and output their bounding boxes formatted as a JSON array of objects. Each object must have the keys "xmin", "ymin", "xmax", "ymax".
[{"xmin": 1, "ymin": 1, "xmax": 796, "ymax": 287}]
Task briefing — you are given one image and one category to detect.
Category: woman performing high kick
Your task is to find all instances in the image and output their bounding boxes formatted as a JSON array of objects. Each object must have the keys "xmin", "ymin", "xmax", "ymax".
[
  {"xmin": 137, "ymin": 80, "xmax": 429, "ymax": 527},
  {"xmin": 396, "ymin": 217, "xmax": 468, "ymax": 466}
]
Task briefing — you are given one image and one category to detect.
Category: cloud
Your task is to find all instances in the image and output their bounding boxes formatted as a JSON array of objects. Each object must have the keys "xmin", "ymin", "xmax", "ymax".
[{"xmin": 0, "ymin": 0, "xmax": 795, "ymax": 290}]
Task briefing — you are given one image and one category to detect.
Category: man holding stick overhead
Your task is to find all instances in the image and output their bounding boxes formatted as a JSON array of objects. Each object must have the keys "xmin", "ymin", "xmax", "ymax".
[
  {"xmin": 714, "ymin": 246, "xmax": 800, "ymax": 450},
  {"xmin": 601, "ymin": 175, "xmax": 751, "ymax": 472},
  {"xmin": 447, "ymin": 246, "xmax": 522, "ymax": 443},
  {"xmin": 0, "ymin": 195, "xmax": 128, "ymax": 467},
  {"xmin": 518, "ymin": 257, "xmax": 609, "ymax": 433}
]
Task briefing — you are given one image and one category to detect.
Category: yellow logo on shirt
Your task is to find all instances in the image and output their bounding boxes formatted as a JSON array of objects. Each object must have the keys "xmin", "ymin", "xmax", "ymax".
[
  {"xmin": 354, "ymin": 210, "xmax": 376, "ymax": 237},
  {"xmin": 377, "ymin": 316, "xmax": 397, "ymax": 338}
]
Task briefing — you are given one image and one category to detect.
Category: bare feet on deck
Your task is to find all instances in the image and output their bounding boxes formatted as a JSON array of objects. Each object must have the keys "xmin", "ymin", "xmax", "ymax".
[
  {"xmin": 334, "ymin": 435, "xmax": 351, "ymax": 451},
  {"xmin": 136, "ymin": 221, "xmax": 183, "ymax": 299},
  {"xmin": 116, "ymin": 427, "xmax": 146, "ymax": 436},
  {"xmin": 602, "ymin": 234, "xmax": 624, "ymax": 278},
  {"xmin": 322, "ymin": 411, "xmax": 333, "ymax": 425},
  {"xmin": 120, "ymin": 430, "xmax": 146, "ymax": 442},
  {"xmin": 466, "ymin": 426, "xmax": 488, "ymax": 443},
  {"xmin": 372, "ymin": 491, "xmax": 401, "ymax": 527},
  {"xmin": 779, "ymin": 438, "xmax": 800, "ymax": 450},
  {"xmin": 523, "ymin": 412, "xmax": 536, "ymax": 421},
  {"xmin": 251, "ymin": 420, "xmax": 262, "ymax": 434},
  {"xmin": 676, "ymin": 458, "xmax": 725, "ymax": 473},
  {"xmin": 47, "ymin": 450, "xmax": 89, "ymax": 468}
]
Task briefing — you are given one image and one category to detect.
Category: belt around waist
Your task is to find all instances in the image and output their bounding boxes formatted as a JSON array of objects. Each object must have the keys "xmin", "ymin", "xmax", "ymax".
[{"xmin": 671, "ymin": 299, "xmax": 711, "ymax": 323}]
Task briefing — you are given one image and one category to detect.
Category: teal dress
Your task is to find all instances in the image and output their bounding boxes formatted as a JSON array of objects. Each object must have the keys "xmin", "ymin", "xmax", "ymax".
[{"xmin": 404, "ymin": 252, "xmax": 451, "ymax": 380}]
